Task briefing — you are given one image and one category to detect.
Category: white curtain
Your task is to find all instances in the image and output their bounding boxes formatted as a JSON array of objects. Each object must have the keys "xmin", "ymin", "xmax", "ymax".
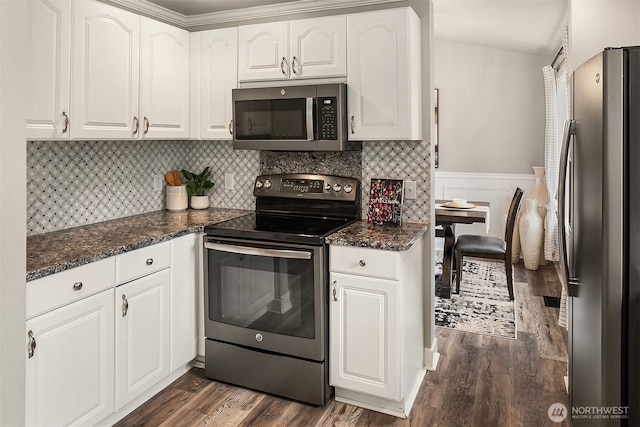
[{"xmin": 542, "ymin": 66, "xmax": 560, "ymax": 262}]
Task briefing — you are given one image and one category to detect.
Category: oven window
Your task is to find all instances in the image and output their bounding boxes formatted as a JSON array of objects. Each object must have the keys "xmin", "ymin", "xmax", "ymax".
[
  {"xmin": 208, "ymin": 247, "xmax": 315, "ymax": 339},
  {"xmin": 235, "ymin": 99, "xmax": 307, "ymax": 140}
]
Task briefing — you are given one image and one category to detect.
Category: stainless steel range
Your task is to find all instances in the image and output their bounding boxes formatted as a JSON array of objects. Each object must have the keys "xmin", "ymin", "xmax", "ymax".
[{"xmin": 203, "ymin": 173, "xmax": 359, "ymax": 405}]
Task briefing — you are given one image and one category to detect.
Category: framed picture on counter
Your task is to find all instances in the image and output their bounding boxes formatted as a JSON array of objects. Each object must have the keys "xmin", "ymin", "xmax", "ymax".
[{"xmin": 367, "ymin": 178, "xmax": 404, "ymax": 226}]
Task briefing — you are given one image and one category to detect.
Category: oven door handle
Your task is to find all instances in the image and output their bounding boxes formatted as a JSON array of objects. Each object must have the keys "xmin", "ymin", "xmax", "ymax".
[{"xmin": 204, "ymin": 242, "xmax": 312, "ymax": 260}]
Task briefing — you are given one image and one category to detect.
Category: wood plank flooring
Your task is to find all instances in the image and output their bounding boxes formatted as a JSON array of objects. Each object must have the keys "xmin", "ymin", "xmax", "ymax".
[{"xmin": 116, "ymin": 263, "xmax": 568, "ymax": 427}]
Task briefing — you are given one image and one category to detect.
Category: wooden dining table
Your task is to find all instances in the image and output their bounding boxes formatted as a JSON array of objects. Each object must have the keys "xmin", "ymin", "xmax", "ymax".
[{"xmin": 435, "ymin": 199, "xmax": 490, "ymax": 298}]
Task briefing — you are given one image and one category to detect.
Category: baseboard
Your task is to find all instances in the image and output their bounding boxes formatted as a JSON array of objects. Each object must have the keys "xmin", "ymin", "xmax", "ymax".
[{"xmin": 424, "ymin": 338, "xmax": 440, "ymax": 371}]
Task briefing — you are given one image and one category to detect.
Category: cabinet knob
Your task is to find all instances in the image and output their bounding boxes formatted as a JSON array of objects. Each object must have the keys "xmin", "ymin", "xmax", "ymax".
[
  {"xmin": 359, "ymin": 259, "xmax": 366, "ymax": 267},
  {"xmin": 146, "ymin": 258, "xmax": 154, "ymax": 266},
  {"xmin": 72, "ymin": 282, "xmax": 83, "ymax": 291}
]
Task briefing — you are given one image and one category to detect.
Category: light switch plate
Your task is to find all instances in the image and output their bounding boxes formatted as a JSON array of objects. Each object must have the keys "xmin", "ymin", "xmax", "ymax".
[
  {"xmin": 153, "ymin": 174, "xmax": 164, "ymax": 192},
  {"xmin": 405, "ymin": 180, "xmax": 417, "ymax": 200},
  {"xmin": 225, "ymin": 173, "xmax": 235, "ymax": 190}
]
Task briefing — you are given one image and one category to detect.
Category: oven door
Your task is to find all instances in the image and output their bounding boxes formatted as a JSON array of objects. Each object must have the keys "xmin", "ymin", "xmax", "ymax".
[{"xmin": 203, "ymin": 236, "xmax": 326, "ymax": 361}]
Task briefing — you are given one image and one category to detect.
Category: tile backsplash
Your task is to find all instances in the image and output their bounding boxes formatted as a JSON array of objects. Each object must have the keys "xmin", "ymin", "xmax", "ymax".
[{"xmin": 27, "ymin": 139, "xmax": 430, "ymax": 235}]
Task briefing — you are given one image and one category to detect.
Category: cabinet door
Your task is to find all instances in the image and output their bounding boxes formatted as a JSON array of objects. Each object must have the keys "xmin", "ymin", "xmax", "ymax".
[
  {"xmin": 25, "ymin": 289, "xmax": 115, "ymax": 427},
  {"xmin": 115, "ymin": 269, "xmax": 170, "ymax": 410},
  {"xmin": 140, "ymin": 17, "xmax": 189, "ymax": 139},
  {"xmin": 347, "ymin": 8, "xmax": 422, "ymax": 141},
  {"xmin": 170, "ymin": 234, "xmax": 199, "ymax": 372},
  {"xmin": 290, "ymin": 15, "xmax": 346, "ymax": 79},
  {"xmin": 26, "ymin": 0, "xmax": 71, "ymax": 140},
  {"xmin": 199, "ymin": 28, "xmax": 237, "ymax": 140},
  {"xmin": 238, "ymin": 21, "xmax": 289, "ymax": 82},
  {"xmin": 71, "ymin": 0, "xmax": 139, "ymax": 139},
  {"xmin": 330, "ymin": 272, "xmax": 400, "ymax": 401}
]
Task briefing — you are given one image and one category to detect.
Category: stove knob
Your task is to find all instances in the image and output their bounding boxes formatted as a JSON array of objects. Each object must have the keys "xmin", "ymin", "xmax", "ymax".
[
  {"xmin": 333, "ymin": 183, "xmax": 342, "ymax": 192},
  {"xmin": 344, "ymin": 184, "xmax": 353, "ymax": 193},
  {"xmin": 325, "ymin": 183, "xmax": 332, "ymax": 191},
  {"xmin": 264, "ymin": 180, "xmax": 272, "ymax": 189},
  {"xmin": 255, "ymin": 180, "xmax": 263, "ymax": 189}
]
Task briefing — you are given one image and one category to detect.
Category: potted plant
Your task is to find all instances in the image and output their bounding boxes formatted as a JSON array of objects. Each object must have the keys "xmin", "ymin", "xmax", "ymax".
[{"xmin": 181, "ymin": 167, "xmax": 214, "ymax": 209}]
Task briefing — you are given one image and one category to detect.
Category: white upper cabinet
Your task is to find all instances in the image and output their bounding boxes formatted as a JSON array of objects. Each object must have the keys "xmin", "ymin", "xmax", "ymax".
[
  {"xmin": 238, "ymin": 21, "xmax": 289, "ymax": 82},
  {"xmin": 347, "ymin": 8, "xmax": 422, "ymax": 141},
  {"xmin": 26, "ymin": 0, "xmax": 71, "ymax": 140},
  {"xmin": 71, "ymin": 0, "xmax": 140, "ymax": 140},
  {"xmin": 289, "ymin": 15, "xmax": 346, "ymax": 79},
  {"xmin": 139, "ymin": 18, "xmax": 189, "ymax": 139},
  {"xmin": 196, "ymin": 28, "xmax": 238, "ymax": 140},
  {"xmin": 238, "ymin": 15, "xmax": 346, "ymax": 82}
]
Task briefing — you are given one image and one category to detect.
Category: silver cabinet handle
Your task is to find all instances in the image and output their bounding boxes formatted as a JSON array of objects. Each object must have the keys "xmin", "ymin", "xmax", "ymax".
[
  {"xmin": 332, "ymin": 281, "xmax": 338, "ymax": 301},
  {"xmin": 143, "ymin": 116, "xmax": 150, "ymax": 134},
  {"xmin": 291, "ymin": 56, "xmax": 298, "ymax": 74},
  {"xmin": 133, "ymin": 116, "xmax": 139, "ymax": 135},
  {"xmin": 62, "ymin": 111, "xmax": 69, "ymax": 133},
  {"xmin": 28, "ymin": 330, "xmax": 36, "ymax": 358},
  {"xmin": 350, "ymin": 115, "xmax": 355, "ymax": 134},
  {"xmin": 229, "ymin": 119, "xmax": 233, "ymax": 135},
  {"xmin": 146, "ymin": 258, "xmax": 153, "ymax": 266},
  {"xmin": 280, "ymin": 57, "xmax": 287, "ymax": 75},
  {"xmin": 73, "ymin": 282, "xmax": 83, "ymax": 291},
  {"xmin": 122, "ymin": 294, "xmax": 129, "ymax": 317},
  {"xmin": 359, "ymin": 259, "xmax": 366, "ymax": 267}
]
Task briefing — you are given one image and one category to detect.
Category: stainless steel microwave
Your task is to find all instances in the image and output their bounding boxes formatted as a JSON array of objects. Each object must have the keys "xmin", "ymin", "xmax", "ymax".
[{"xmin": 232, "ymin": 83, "xmax": 361, "ymax": 151}]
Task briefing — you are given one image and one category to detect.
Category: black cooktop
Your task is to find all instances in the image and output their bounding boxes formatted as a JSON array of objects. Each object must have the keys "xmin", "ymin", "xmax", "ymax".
[{"xmin": 204, "ymin": 213, "xmax": 355, "ymax": 245}]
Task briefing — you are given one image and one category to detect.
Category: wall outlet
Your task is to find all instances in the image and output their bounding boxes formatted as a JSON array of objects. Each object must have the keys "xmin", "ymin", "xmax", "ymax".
[
  {"xmin": 225, "ymin": 173, "xmax": 235, "ymax": 190},
  {"xmin": 153, "ymin": 174, "xmax": 164, "ymax": 192},
  {"xmin": 405, "ymin": 180, "xmax": 417, "ymax": 200}
]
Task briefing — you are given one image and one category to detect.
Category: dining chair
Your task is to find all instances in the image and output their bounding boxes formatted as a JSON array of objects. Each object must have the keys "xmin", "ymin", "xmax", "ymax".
[{"xmin": 454, "ymin": 187, "xmax": 524, "ymax": 300}]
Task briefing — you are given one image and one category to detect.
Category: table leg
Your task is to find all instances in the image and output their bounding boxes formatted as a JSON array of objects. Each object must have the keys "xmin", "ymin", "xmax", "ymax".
[{"xmin": 436, "ymin": 223, "xmax": 455, "ymax": 298}]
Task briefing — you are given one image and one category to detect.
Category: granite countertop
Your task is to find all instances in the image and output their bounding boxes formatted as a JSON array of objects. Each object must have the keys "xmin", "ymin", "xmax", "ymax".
[
  {"xmin": 26, "ymin": 208, "xmax": 251, "ymax": 282},
  {"xmin": 326, "ymin": 220, "xmax": 429, "ymax": 251}
]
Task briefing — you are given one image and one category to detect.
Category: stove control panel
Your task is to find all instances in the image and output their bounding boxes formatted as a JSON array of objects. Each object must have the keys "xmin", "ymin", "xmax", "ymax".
[{"xmin": 254, "ymin": 174, "xmax": 358, "ymax": 201}]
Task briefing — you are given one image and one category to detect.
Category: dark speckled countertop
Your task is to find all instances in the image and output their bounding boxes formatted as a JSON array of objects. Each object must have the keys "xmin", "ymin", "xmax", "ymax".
[
  {"xmin": 326, "ymin": 220, "xmax": 429, "ymax": 251},
  {"xmin": 27, "ymin": 208, "xmax": 250, "ymax": 282}
]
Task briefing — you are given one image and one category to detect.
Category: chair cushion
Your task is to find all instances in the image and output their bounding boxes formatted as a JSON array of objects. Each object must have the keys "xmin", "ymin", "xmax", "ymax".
[{"xmin": 455, "ymin": 234, "xmax": 506, "ymax": 255}]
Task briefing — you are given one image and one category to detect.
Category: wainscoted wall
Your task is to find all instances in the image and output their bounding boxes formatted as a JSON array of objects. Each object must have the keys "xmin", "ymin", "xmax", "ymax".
[
  {"xmin": 27, "ymin": 139, "xmax": 430, "ymax": 235},
  {"xmin": 434, "ymin": 171, "xmax": 536, "ymax": 239}
]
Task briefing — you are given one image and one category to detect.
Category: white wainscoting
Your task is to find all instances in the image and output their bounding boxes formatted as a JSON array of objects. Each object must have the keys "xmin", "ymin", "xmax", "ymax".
[{"xmin": 435, "ymin": 171, "xmax": 537, "ymax": 239}]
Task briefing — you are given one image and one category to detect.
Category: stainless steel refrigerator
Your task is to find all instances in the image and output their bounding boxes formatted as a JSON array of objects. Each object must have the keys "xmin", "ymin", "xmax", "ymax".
[{"xmin": 559, "ymin": 47, "xmax": 639, "ymax": 426}]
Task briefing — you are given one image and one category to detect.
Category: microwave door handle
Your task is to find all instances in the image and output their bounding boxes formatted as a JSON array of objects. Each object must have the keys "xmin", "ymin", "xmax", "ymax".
[
  {"xmin": 306, "ymin": 97, "xmax": 314, "ymax": 141},
  {"xmin": 558, "ymin": 119, "xmax": 577, "ymax": 295},
  {"xmin": 204, "ymin": 242, "xmax": 312, "ymax": 260}
]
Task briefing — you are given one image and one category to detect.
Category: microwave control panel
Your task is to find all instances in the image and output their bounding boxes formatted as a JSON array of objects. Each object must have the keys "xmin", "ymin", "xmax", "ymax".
[{"xmin": 318, "ymin": 97, "xmax": 338, "ymax": 140}]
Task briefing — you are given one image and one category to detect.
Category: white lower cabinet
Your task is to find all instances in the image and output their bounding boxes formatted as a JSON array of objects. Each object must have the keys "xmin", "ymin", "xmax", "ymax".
[
  {"xmin": 25, "ymin": 288, "xmax": 115, "ymax": 427},
  {"xmin": 115, "ymin": 269, "xmax": 171, "ymax": 411},
  {"xmin": 329, "ymin": 239, "xmax": 425, "ymax": 418}
]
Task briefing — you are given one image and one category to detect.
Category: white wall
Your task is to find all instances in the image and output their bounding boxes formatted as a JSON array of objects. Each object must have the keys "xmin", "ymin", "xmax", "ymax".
[
  {"xmin": 570, "ymin": 0, "xmax": 640, "ymax": 70},
  {"xmin": 434, "ymin": 40, "xmax": 550, "ymax": 174},
  {"xmin": 0, "ymin": 1, "xmax": 27, "ymax": 425}
]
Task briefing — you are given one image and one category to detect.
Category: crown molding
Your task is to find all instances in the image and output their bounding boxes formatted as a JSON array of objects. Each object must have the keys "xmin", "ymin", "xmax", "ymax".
[{"xmin": 101, "ymin": 0, "xmax": 405, "ymax": 29}]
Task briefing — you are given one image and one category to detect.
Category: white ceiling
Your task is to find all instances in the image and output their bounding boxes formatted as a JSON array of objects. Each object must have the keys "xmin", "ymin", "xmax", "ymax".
[{"xmin": 142, "ymin": 0, "xmax": 568, "ymax": 57}]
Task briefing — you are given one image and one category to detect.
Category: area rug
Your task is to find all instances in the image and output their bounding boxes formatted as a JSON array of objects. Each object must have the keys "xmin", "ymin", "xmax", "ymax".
[{"xmin": 435, "ymin": 252, "xmax": 517, "ymax": 339}]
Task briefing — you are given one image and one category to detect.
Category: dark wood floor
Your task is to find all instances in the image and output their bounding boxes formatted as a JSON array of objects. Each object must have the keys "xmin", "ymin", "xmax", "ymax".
[{"xmin": 117, "ymin": 262, "xmax": 569, "ymax": 427}]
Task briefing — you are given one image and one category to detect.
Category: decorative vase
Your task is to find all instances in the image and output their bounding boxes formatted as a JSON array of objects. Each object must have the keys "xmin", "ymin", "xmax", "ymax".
[
  {"xmin": 531, "ymin": 166, "xmax": 549, "ymax": 265},
  {"xmin": 519, "ymin": 198, "xmax": 544, "ymax": 270},
  {"xmin": 190, "ymin": 195, "xmax": 209, "ymax": 210}
]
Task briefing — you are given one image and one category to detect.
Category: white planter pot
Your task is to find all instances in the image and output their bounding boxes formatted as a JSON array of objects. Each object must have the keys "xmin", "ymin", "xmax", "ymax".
[{"xmin": 190, "ymin": 195, "xmax": 209, "ymax": 210}]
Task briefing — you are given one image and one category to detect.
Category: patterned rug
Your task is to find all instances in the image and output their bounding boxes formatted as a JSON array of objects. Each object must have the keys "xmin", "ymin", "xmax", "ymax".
[{"xmin": 435, "ymin": 252, "xmax": 517, "ymax": 339}]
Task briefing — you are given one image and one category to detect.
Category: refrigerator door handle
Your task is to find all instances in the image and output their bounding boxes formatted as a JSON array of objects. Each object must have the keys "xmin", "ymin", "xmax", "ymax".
[{"xmin": 558, "ymin": 119, "xmax": 578, "ymax": 296}]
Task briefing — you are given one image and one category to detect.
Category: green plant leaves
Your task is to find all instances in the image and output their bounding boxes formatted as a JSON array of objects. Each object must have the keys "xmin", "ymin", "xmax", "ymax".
[{"xmin": 181, "ymin": 167, "xmax": 214, "ymax": 196}]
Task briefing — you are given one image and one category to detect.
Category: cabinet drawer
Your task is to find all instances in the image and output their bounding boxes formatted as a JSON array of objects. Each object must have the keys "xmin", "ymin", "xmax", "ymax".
[
  {"xmin": 27, "ymin": 257, "xmax": 116, "ymax": 319},
  {"xmin": 330, "ymin": 245, "xmax": 399, "ymax": 280},
  {"xmin": 116, "ymin": 241, "xmax": 171, "ymax": 284}
]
